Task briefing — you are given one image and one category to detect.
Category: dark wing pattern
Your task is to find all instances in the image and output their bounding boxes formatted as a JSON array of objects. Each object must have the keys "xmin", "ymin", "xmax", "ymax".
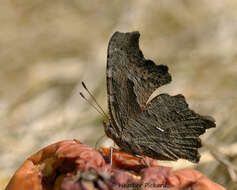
[
  {"xmin": 106, "ymin": 31, "xmax": 171, "ymax": 134},
  {"xmin": 106, "ymin": 31, "xmax": 215, "ymax": 163},
  {"xmin": 126, "ymin": 94, "xmax": 215, "ymax": 163}
]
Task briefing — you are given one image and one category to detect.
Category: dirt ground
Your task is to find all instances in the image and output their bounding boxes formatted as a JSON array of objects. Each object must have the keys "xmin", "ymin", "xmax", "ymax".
[{"xmin": 0, "ymin": 1, "xmax": 236, "ymax": 189}]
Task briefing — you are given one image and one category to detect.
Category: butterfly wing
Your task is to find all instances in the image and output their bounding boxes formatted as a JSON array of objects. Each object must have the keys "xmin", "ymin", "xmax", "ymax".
[
  {"xmin": 125, "ymin": 93, "xmax": 215, "ymax": 163},
  {"xmin": 106, "ymin": 31, "xmax": 171, "ymax": 134},
  {"xmin": 106, "ymin": 31, "xmax": 215, "ymax": 163}
]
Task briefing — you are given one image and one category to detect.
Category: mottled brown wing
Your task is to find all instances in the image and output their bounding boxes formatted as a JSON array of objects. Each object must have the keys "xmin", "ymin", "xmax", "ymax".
[
  {"xmin": 126, "ymin": 94, "xmax": 216, "ymax": 163},
  {"xmin": 106, "ymin": 31, "xmax": 215, "ymax": 163},
  {"xmin": 106, "ymin": 31, "xmax": 171, "ymax": 133}
]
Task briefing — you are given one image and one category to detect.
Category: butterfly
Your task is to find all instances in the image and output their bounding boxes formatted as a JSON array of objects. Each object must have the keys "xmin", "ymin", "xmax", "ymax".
[{"xmin": 104, "ymin": 31, "xmax": 215, "ymax": 163}]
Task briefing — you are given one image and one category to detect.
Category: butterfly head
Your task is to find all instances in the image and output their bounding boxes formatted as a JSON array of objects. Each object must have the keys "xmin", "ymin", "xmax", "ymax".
[{"xmin": 102, "ymin": 121, "xmax": 113, "ymax": 138}]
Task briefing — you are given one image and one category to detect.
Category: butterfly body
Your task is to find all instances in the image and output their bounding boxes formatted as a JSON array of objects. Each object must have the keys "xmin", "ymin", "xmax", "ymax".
[{"xmin": 105, "ymin": 31, "xmax": 215, "ymax": 163}]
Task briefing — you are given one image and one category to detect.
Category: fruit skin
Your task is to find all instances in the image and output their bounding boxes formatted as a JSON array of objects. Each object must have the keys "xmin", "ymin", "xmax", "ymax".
[
  {"xmin": 5, "ymin": 140, "xmax": 225, "ymax": 190},
  {"xmin": 5, "ymin": 140, "xmax": 106, "ymax": 190}
]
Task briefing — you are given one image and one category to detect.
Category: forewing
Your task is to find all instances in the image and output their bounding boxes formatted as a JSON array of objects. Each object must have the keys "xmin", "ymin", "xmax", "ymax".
[
  {"xmin": 126, "ymin": 94, "xmax": 216, "ymax": 163},
  {"xmin": 107, "ymin": 31, "xmax": 171, "ymax": 132}
]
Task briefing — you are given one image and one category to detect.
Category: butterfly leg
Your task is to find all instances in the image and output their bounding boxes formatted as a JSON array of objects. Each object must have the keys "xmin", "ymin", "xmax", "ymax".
[
  {"xmin": 136, "ymin": 155, "xmax": 150, "ymax": 167},
  {"xmin": 110, "ymin": 146, "xmax": 113, "ymax": 167}
]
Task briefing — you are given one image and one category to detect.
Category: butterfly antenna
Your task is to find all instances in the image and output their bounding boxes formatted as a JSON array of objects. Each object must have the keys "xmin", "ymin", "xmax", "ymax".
[
  {"xmin": 81, "ymin": 81, "xmax": 109, "ymax": 120},
  {"xmin": 80, "ymin": 92, "xmax": 106, "ymax": 118}
]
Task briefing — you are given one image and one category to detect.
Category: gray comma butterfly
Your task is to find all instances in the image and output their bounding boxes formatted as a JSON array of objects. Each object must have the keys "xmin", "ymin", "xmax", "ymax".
[{"xmin": 104, "ymin": 31, "xmax": 215, "ymax": 163}]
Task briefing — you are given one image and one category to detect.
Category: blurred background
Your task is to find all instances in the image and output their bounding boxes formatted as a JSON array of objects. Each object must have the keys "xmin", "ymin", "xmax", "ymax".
[{"xmin": 1, "ymin": 0, "xmax": 237, "ymax": 189}]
